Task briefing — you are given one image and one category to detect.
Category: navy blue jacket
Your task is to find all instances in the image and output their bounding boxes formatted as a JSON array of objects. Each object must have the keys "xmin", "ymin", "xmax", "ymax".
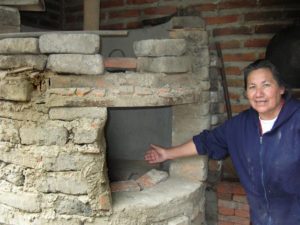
[{"xmin": 193, "ymin": 98, "xmax": 300, "ymax": 225}]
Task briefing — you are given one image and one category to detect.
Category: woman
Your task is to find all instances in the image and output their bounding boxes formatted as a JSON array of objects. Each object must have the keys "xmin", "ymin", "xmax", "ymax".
[{"xmin": 145, "ymin": 59, "xmax": 300, "ymax": 225}]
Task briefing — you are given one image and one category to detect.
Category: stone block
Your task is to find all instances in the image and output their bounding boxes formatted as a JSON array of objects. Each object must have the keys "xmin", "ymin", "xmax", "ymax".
[
  {"xmin": 54, "ymin": 196, "xmax": 92, "ymax": 216},
  {"xmin": 0, "ymin": 6, "xmax": 20, "ymax": 33},
  {"xmin": 0, "ymin": 77, "xmax": 33, "ymax": 101},
  {"xmin": 136, "ymin": 169, "xmax": 168, "ymax": 189},
  {"xmin": 170, "ymin": 16, "xmax": 205, "ymax": 29},
  {"xmin": 111, "ymin": 180, "xmax": 141, "ymax": 192},
  {"xmin": 133, "ymin": 39, "xmax": 186, "ymax": 57},
  {"xmin": 0, "ymin": 164, "xmax": 24, "ymax": 186},
  {"xmin": 0, "ymin": 143, "xmax": 96, "ymax": 171},
  {"xmin": 73, "ymin": 127, "xmax": 99, "ymax": 144},
  {"xmin": 20, "ymin": 126, "xmax": 68, "ymax": 146},
  {"xmin": 0, "ymin": 55, "xmax": 47, "ymax": 70},
  {"xmin": 72, "ymin": 118, "xmax": 106, "ymax": 144},
  {"xmin": 192, "ymin": 47, "xmax": 210, "ymax": 67},
  {"xmin": 34, "ymin": 171, "xmax": 88, "ymax": 194},
  {"xmin": 0, "ymin": 191, "xmax": 41, "ymax": 213},
  {"xmin": 169, "ymin": 156, "xmax": 208, "ymax": 182},
  {"xmin": 137, "ymin": 56, "xmax": 191, "ymax": 73},
  {"xmin": 192, "ymin": 66, "xmax": 209, "ymax": 80},
  {"xmin": 43, "ymin": 152, "xmax": 96, "ymax": 172},
  {"xmin": 172, "ymin": 104, "xmax": 211, "ymax": 145},
  {"xmin": 0, "ymin": 118, "xmax": 20, "ymax": 143},
  {"xmin": 47, "ymin": 54, "xmax": 104, "ymax": 75},
  {"xmin": 49, "ymin": 107, "xmax": 107, "ymax": 121},
  {"xmin": 39, "ymin": 33, "xmax": 100, "ymax": 54},
  {"xmin": 169, "ymin": 29, "xmax": 208, "ymax": 46},
  {"xmin": 0, "ymin": 101, "xmax": 46, "ymax": 121},
  {"xmin": 168, "ymin": 215, "xmax": 190, "ymax": 225},
  {"xmin": 0, "ymin": 38, "xmax": 39, "ymax": 54}
]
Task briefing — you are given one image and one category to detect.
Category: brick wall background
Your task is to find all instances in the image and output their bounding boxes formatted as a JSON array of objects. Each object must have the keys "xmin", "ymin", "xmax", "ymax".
[{"xmin": 21, "ymin": 0, "xmax": 300, "ymax": 114}]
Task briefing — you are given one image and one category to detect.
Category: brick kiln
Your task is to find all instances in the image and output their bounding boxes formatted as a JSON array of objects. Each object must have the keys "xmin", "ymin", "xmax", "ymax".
[{"xmin": 0, "ymin": 20, "xmax": 211, "ymax": 225}]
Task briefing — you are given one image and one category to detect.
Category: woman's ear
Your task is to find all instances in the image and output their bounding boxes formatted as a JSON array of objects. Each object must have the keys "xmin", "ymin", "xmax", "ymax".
[{"xmin": 280, "ymin": 86, "xmax": 285, "ymax": 95}]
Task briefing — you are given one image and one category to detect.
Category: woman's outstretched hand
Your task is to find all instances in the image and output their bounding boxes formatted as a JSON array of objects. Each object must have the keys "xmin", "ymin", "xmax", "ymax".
[
  {"xmin": 144, "ymin": 144, "xmax": 168, "ymax": 164},
  {"xmin": 145, "ymin": 140, "xmax": 198, "ymax": 164}
]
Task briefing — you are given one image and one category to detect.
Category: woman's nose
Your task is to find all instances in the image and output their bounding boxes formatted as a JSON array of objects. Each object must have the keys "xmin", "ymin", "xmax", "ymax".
[{"xmin": 255, "ymin": 88, "xmax": 264, "ymax": 97}]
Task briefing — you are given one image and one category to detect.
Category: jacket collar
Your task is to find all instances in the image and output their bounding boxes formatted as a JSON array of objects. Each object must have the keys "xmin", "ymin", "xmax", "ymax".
[{"xmin": 249, "ymin": 97, "xmax": 300, "ymax": 132}]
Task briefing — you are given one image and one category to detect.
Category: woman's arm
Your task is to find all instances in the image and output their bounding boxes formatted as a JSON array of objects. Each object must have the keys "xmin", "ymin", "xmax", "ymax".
[{"xmin": 144, "ymin": 139, "xmax": 198, "ymax": 164}]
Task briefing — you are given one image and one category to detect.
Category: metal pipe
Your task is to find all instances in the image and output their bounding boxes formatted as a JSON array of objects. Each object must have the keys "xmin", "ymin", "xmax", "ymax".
[{"xmin": 83, "ymin": 0, "xmax": 100, "ymax": 30}]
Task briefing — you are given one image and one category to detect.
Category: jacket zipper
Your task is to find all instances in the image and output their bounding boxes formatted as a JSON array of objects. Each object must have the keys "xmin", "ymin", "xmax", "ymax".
[{"xmin": 259, "ymin": 135, "xmax": 272, "ymax": 225}]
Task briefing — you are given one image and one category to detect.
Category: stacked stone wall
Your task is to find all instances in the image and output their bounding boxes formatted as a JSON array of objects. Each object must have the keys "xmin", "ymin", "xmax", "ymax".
[{"xmin": 0, "ymin": 27, "xmax": 209, "ymax": 224}]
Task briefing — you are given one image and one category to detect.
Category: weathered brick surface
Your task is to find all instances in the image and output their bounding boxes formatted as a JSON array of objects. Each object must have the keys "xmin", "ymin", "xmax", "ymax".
[
  {"xmin": 0, "ymin": 77, "xmax": 33, "ymax": 102},
  {"xmin": 47, "ymin": 54, "xmax": 104, "ymax": 75},
  {"xmin": 49, "ymin": 107, "xmax": 107, "ymax": 121},
  {"xmin": 33, "ymin": 172, "xmax": 88, "ymax": 194},
  {"xmin": 137, "ymin": 56, "xmax": 191, "ymax": 73},
  {"xmin": 169, "ymin": 156, "xmax": 208, "ymax": 182},
  {"xmin": 133, "ymin": 39, "xmax": 186, "ymax": 57},
  {"xmin": 20, "ymin": 126, "xmax": 68, "ymax": 146},
  {"xmin": 136, "ymin": 169, "xmax": 168, "ymax": 189},
  {"xmin": 217, "ymin": 182, "xmax": 250, "ymax": 225},
  {"xmin": 0, "ymin": 38, "xmax": 39, "ymax": 54},
  {"xmin": 0, "ymin": 55, "xmax": 47, "ymax": 70},
  {"xmin": 0, "ymin": 191, "xmax": 41, "ymax": 213},
  {"xmin": 110, "ymin": 180, "xmax": 141, "ymax": 192},
  {"xmin": 39, "ymin": 33, "xmax": 100, "ymax": 54}
]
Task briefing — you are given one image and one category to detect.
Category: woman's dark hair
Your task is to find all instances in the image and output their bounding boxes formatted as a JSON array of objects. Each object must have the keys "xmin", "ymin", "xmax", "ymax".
[{"xmin": 243, "ymin": 59, "xmax": 291, "ymax": 98}]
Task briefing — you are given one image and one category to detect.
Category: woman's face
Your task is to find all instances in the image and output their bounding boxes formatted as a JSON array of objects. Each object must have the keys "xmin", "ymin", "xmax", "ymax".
[{"xmin": 246, "ymin": 68, "xmax": 285, "ymax": 120}]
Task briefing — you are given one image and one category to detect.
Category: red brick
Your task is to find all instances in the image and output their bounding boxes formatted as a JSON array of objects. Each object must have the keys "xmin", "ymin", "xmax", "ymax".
[
  {"xmin": 244, "ymin": 39, "xmax": 270, "ymax": 48},
  {"xmin": 219, "ymin": 215, "xmax": 250, "ymax": 225},
  {"xmin": 127, "ymin": 0, "xmax": 158, "ymax": 4},
  {"xmin": 126, "ymin": 21, "xmax": 143, "ymax": 29},
  {"xmin": 213, "ymin": 27, "xmax": 252, "ymax": 36},
  {"xmin": 217, "ymin": 192, "xmax": 233, "ymax": 200},
  {"xmin": 110, "ymin": 180, "xmax": 141, "ymax": 192},
  {"xmin": 219, "ymin": 207, "xmax": 235, "ymax": 216},
  {"xmin": 209, "ymin": 159, "xmax": 220, "ymax": 172},
  {"xmin": 254, "ymin": 24, "xmax": 288, "ymax": 34},
  {"xmin": 220, "ymin": 40, "xmax": 241, "ymax": 49},
  {"xmin": 218, "ymin": 221, "xmax": 234, "ymax": 225},
  {"xmin": 104, "ymin": 57, "xmax": 137, "ymax": 70},
  {"xmin": 98, "ymin": 193, "xmax": 112, "ymax": 211},
  {"xmin": 227, "ymin": 79, "xmax": 244, "ymax": 87},
  {"xmin": 109, "ymin": 9, "xmax": 140, "ymax": 19},
  {"xmin": 229, "ymin": 92, "xmax": 242, "ymax": 101},
  {"xmin": 225, "ymin": 66, "xmax": 242, "ymax": 76},
  {"xmin": 235, "ymin": 209, "xmax": 250, "ymax": 218},
  {"xmin": 233, "ymin": 195, "xmax": 248, "ymax": 203},
  {"xmin": 231, "ymin": 104, "xmax": 250, "ymax": 113},
  {"xmin": 101, "ymin": 0, "xmax": 124, "ymax": 9},
  {"xmin": 223, "ymin": 53, "xmax": 256, "ymax": 62},
  {"xmin": 245, "ymin": 11, "xmax": 280, "ymax": 22},
  {"xmin": 143, "ymin": 6, "xmax": 177, "ymax": 15},
  {"xmin": 259, "ymin": 0, "xmax": 296, "ymax": 6},
  {"xmin": 218, "ymin": 199, "xmax": 236, "ymax": 209},
  {"xmin": 193, "ymin": 3, "xmax": 217, "ymax": 11},
  {"xmin": 100, "ymin": 23, "xmax": 125, "ymax": 30},
  {"xmin": 204, "ymin": 15, "xmax": 239, "ymax": 25},
  {"xmin": 219, "ymin": 0, "xmax": 256, "ymax": 9},
  {"xmin": 232, "ymin": 185, "xmax": 247, "ymax": 195}
]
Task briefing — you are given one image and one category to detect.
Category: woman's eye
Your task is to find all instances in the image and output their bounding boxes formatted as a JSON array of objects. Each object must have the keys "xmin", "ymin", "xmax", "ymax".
[
  {"xmin": 263, "ymin": 83, "xmax": 271, "ymax": 87},
  {"xmin": 248, "ymin": 86, "xmax": 255, "ymax": 90}
]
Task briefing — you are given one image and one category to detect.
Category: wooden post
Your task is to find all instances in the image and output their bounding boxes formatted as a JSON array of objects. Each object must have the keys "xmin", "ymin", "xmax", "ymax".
[{"xmin": 83, "ymin": 0, "xmax": 100, "ymax": 30}]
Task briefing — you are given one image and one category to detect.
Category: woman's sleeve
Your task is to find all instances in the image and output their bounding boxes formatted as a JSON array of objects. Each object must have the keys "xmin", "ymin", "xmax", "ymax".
[{"xmin": 192, "ymin": 122, "xmax": 229, "ymax": 160}]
